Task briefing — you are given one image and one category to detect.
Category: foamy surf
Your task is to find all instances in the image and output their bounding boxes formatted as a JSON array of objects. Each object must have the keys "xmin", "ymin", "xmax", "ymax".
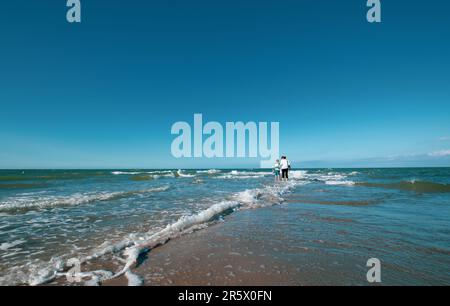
[
  {"xmin": 196, "ymin": 169, "xmax": 221, "ymax": 174},
  {"xmin": 325, "ymin": 180, "xmax": 356, "ymax": 186},
  {"xmin": 0, "ymin": 239, "xmax": 26, "ymax": 251},
  {"xmin": 176, "ymin": 170, "xmax": 196, "ymax": 178},
  {"xmin": 290, "ymin": 170, "xmax": 356, "ymax": 186},
  {"xmin": 111, "ymin": 171, "xmax": 143, "ymax": 175},
  {"xmin": 0, "ymin": 186, "xmax": 170, "ymax": 213},
  {"xmin": 2, "ymin": 168, "xmax": 449, "ymax": 286},
  {"xmin": 8, "ymin": 177, "xmax": 304, "ymax": 286},
  {"xmin": 216, "ymin": 170, "xmax": 272, "ymax": 179}
]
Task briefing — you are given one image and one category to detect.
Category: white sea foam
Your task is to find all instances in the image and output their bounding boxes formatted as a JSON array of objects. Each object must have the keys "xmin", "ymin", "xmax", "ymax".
[
  {"xmin": 23, "ymin": 257, "xmax": 65, "ymax": 286},
  {"xmin": 197, "ymin": 169, "xmax": 221, "ymax": 174},
  {"xmin": 125, "ymin": 270, "xmax": 144, "ymax": 286},
  {"xmin": 0, "ymin": 186, "xmax": 170, "ymax": 212},
  {"xmin": 146, "ymin": 171, "xmax": 177, "ymax": 178},
  {"xmin": 112, "ymin": 170, "xmax": 176, "ymax": 178},
  {"xmin": 235, "ymin": 181, "xmax": 299, "ymax": 208},
  {"xmin": 216, "ymin": 170, "xmax": 272, "ymax": 179},
  {"xmin": 320, "ymin": 174, "xmax": 347, "ymax": 181},
  {"xmin": 295, "ymin": 170, "xmax": 355, "ymax": 186},
  {"xmin": 235, "ymin": 189, "xmax": 259, "ymax": 204},
  {"xmin": 287, "ymin": 170, "xmax": 358, "ymax": 187},
  {"xmin": 112, "ymin": 171, "xmax": 143, "ymax": 175},
  {"xmin": 57, "ymin": 269, "xmax": 115, "ymax": 286},
  {"xmin": 325, "ymin": 180, "xmax": 355, "ymax": 186},
  {"xmin": 217, "ymin": 174, "xmax": 264, "ymax": 179},
  {"xmin": 0, "ymin": 239, "xmax": 26, "ymax": 251},
  {"xmin": 8, "ymin": 177, "xmax": 302, "ymax": 286},
  {"xmin": 146, "ymin": 170, "xmax": 174, "ymax": 174},
  {"xmin": 296, "ymin": 171, "xmax": 352, "ymax": 184},
  {"xmin": 235, "ymin": 171, "xmax": 271, "ymax": 176},
  {"xmin": 0, "ymin": 168, "xmax": 363, "ymax": 286},
  {"xmin": 176, "ymin": 170, "xmax": 196, "ymax": 178},
  {"xmin": 290, "ymin": 170, "xmax": 308, "ymax": 179},
  {"xmin": 83, "ymin": 270, "xmax": 115, "ymax": 286}
]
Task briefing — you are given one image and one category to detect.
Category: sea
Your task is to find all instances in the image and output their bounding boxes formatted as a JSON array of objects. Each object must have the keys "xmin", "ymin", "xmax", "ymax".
[{"xmin": 0, "ymin": 168, "xmax": 449, "ymax": 285}]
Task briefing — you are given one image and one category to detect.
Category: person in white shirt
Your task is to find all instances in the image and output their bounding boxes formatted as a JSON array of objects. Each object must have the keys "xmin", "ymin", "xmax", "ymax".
[{"xmin": 279, "ymin": 156, "xmax": 291, "ymax": 181}]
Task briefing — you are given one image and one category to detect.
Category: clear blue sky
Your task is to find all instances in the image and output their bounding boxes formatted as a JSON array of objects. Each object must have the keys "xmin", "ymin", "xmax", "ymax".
[{"xmin": 0, "ymin": 0, "xmax": 449, "ymax": 169}]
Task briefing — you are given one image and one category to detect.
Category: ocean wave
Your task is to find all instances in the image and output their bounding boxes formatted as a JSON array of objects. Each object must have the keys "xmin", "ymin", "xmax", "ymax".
[
  {"xmin": 129, "ymin": 174, "xmax": 175, "ymax": 181},
  {"xmin": 297, "ymin": 171, "xmax": 450, "ymax": 192},
  {"xmin": 175, "ymin": 170, "xmax": 196, "ymax": 178},
  {"xmin": 112, "ymin": 170, "xmax": 176, "ymax": 176},
  {"xmin": 356, "ymin": 180, "xmax": 450, "ymax": 193},
  {"xmin": 292, "ymin": 171, "xmax": 348, "ymax": 182},
  {"xmin": 6, "ymin": 179, "xmax": 302, "ymax": 286},
  {"xmin": 292, "ymin": 171, "xmax": 356, "ymax": 186},
  {"xmin": 0, "ymin": 239, "xmax": 26, "ymax": 251},
  {"xmin": 325, "ymin": 180, "xmax": 356, "ymax": 186},
  {"xmin": 0, "ymin": 186, "xmax": 170, "ymax": 213},
  {"xmin": 216, "ymin": 174, "xmax": 265, "ymax": 179},
  {"xmin": 228, "ymin": 170, "xmax": 271, "ymax": 176},
  {"xmin": 145, "ymin": 170, "xmax": 174, "ymax": 174},
  {"xmin": 111, "ymin": 171, "xmax": 143, "ymax": 175},
  {"xmin": 290, "ymin": 170, "xmax": 308, "ymax": 179},
  {"xmin": 216, "ymin": 170, "xmax": 272, "ymax": 179},
  {"xmin": 196, "ymin": 169, "xmax": 221, "ymax": 174},
  {"xmin": 233, "ymin": 182, "xmax": 297, "ymax": 208}
]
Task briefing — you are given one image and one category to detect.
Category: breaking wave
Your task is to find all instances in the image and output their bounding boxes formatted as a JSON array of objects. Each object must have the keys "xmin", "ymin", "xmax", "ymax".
[
  {"xmin": 0, "ymin": 186, "xmax": 170, "ymax": 213},
  {"xmin": 175, "ymin": 170, "xmax": 196, "ymax": 178},
  {"xmin": 289, "ymin": 170, "xmax": 355, "ymax": 186},
  {"xmin": 0, "ymin": 239, "xmax": 26, "ymax": 251},
  {"xmin": 196, "ymin": 169, "xmax": 221, "ymax": 174},
  {"xmin": 1, "ymin": 179, "xmax": 300, "ymax": 286},
  {"xmin": 325, "ymin": 180, "xmax": 356, "ymax": 186},
  {"xmin": 216, "ymin": 170, "xmax": 272, "ymax": 179}
]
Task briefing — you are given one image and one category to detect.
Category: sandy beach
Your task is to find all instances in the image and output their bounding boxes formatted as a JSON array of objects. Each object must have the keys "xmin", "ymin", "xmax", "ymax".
[
  {"xmin": 102, "ymin": 203, "xmax": 374, "ymax": 286},
  {"xmin": 103, "ymin": 207, "xmax": 302, "ymax": 286}
]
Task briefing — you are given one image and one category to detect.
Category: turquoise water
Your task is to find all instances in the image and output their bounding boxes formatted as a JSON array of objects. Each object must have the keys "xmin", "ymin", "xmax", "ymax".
[{"xmin": 0, "ymin": 168, "xmax": 449, "ymax": 285}]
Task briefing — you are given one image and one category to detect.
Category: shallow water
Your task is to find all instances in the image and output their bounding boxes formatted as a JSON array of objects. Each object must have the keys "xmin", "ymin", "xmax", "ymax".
[{"xmin": 0, "ymin": 168, "xmax": 449, "ymax": 285}]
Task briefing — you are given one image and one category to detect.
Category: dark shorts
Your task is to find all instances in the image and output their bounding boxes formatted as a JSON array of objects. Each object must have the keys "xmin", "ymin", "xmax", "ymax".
[{"xmin": 281, "ymin": 169, "xmax": 289, "ymax": 179}]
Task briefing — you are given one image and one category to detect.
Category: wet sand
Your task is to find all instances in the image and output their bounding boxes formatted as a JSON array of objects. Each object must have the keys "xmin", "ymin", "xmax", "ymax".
[
  {"xmin": 103, "ymin": 214, "xmax": 300, "ymax": 286},
  {"xmin": 50, "ymin": 197, "xmax": 449, "ymax": 286},
  {"xmin": 102, "ymin": 203, "xmax": 368, "ymax": 286}
]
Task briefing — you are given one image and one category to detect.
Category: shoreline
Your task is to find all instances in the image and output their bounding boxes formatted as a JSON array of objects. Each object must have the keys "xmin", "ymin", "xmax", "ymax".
[
  {"xmin": 101, "ymin": 195, "xmax": 450, "ymax": 286},
  {"xmin": 5, "ymin": 168, "xmax": 449, "ymax": 286},
  {"xmin": 101, "ymin": 202, "xmax": 370, "ymax": 286},
  {"xmin": 102, "ymin": 207, "xmax": 303, "ymax": 286}
]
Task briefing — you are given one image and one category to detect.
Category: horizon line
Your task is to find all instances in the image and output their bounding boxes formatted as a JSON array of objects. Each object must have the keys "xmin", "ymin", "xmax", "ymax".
[{"xmin": 0, "ymin": 166, "xmax": 449, "ymax": 171}]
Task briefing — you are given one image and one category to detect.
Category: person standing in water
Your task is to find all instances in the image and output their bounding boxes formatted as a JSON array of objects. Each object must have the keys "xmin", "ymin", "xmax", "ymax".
[
  {"xmin": 273, "ymin": 159, "xmax": 281, "ymax": 181},
  {"xmin": 280, "ymin": 156, "xmax": 291, "ymax": 181}
]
